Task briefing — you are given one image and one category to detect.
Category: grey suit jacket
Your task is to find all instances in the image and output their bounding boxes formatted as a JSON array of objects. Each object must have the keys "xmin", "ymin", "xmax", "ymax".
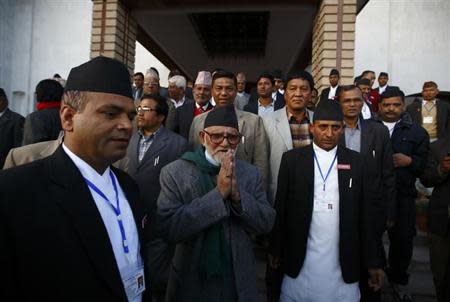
[
  {"xmin": 3, "ymin": 132, "xmax": 63, "ymax": 169},
  {"xmin": 124, "ymin": 126, "xmax": 188, "ymax": 211},
  {"xmin": 157, "ymin": 158, "xmax": 275, "ymax": 302},
  {"xmin": 262, "ymin": 107, "xmax": 314, "ymax": 204},
  {"xmin": 188, "ymin": 108, "xmax": 269, "ymax": 186}
]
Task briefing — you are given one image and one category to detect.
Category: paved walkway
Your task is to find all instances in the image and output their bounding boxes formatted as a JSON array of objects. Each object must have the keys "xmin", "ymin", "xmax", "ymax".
[{"xmin": 255, "ymin": 230, "xmax": 437, "ymax": 302}]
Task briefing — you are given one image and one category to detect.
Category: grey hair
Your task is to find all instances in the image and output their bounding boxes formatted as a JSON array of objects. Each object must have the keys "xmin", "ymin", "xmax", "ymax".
[
  {"xmin": 145, "ymin": 68, "xmax": 160, "ymax": 81},
  {"xmin": 168, "ymin": 75, "xmax": 186, "ymax": 90},
  {"xmin": 62, "ymin": 90, "xmax": 88, "ymax": 112}
]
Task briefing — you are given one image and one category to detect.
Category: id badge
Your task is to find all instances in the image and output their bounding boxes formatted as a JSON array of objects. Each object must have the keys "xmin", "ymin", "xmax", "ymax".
[
  {"xmin": 314, "ymin": 199, "xmax": 334, "ymax": 213},
  {"xmin": 123, "ymin": 262, "xmax": 146, "ymax": 301},
  {"xmin": 423, "ymin": 116, "xmax": 433, "ymax": 124}
]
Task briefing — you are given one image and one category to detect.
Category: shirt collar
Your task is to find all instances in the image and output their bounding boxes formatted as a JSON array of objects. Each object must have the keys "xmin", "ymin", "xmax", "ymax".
[
  {"xmin": 138, "ymin": 126, "xmax": 161, "ymax": 140},
  {"xmin": 195, "ymin": 101, "xmax": 210, "ymax": 111},
  {"xmin": 258, "ymin": 98, "xmax": 274, "ymax": 108},
  {"xmin": 286, "ymin": 108, "xmax": 310, "ymax": 123},
  {"xmin": 272, "ymin": 91, "xmax": 277, "ymax": 100},
  {"xmin": 62, "ymin": 143, "xmax": 111, "ymax": 183},
  {"xmin": 0, "ymin": 109, "xmax": 5, "ymax": 119},
  {"xmin": 423, "ymin": 99, "xmax": 436, "ymax": 105},
  {"xmin": 313, "ymin": 142, "xmax": 338, "ymax": 156},
  {"xmin": 344, "ymin": 118, "xmax": 361, "ymax": 130}
]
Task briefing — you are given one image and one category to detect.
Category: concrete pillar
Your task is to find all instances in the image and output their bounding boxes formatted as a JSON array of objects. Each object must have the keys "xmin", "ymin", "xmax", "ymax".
[
  {"xmin": 91, "ymin": 0, "xmax": 137, "ymax": 73},
  {"xmin": 312, "ymin": 0, "xmax": 356, "ymax": 93}
]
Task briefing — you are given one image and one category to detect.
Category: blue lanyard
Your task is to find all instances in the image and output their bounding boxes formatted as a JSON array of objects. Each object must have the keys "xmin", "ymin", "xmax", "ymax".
[
  {"xmin": 313, "ymin": 152, "xmax": 338, "ymax": 191},
  {"xmin": 84, "ymin": 170, "xmax": 129, "ymax": 255},
  {"xmin": 423, "ymin": 102, "xmax": 435, "ymax": 113}
]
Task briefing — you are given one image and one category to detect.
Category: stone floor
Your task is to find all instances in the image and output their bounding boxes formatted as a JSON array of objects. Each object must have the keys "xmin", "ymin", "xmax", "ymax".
[{"xmin": 255, "ymin": 230, "xmax": 437, "ymax": 302}]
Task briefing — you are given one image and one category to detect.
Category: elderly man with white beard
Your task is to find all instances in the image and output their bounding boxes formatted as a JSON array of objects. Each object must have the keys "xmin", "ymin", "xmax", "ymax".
[{"xmin": 157, "ymin": 105, "xmax": 275, "ymax": 302}]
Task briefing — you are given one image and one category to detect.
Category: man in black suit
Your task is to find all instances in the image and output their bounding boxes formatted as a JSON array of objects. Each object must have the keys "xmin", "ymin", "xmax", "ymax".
[
  {"xmin": 133, "ymin": 72, "xmax": 144, "ymax": 102},
  {"xmin": 319, "ymin": 68, "xmax": 341, "ymax": 102},
  {"xmin": 421, "ymin": 135, "xmax": 450, "ymax": 302},
  {"xmin": 244, "ymin": 72, "xmax": 285, "ymax": 116},
  {"xmin": 0, "ymin": 88, "xmax": 24, "ymax": 168},
  {"xmin": 0, "ymin": 57, "xmax": 149, "ymax": 301},
  {"xmin": 375, "ymin": 72, "xmax": 389, "ymax": 95},
  {"xmin": 269, "ymin": 100, "xmax": 385, "ymax": 301},
  {"xmin": 173, "ymin": 71, "xmax": 214, "ymax": 139},
  {"xmin": 124, "ymin": 94, "xmax": 187, "ymax": 302},
  {"xmin": 406, "ymin": 81, "xmax": 450, "ymax": 141},
  {"xmin": 338, "ymin": 85, "xmax": 396, "ymax": 301}
]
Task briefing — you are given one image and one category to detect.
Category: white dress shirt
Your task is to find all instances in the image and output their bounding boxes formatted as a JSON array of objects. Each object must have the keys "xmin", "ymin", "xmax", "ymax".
[
  {"xmin": 378, "ymin": 85, "xmax": 387, "ymax": 95},
  {"xmin": 281, "ymin": 143, "xmax": 359, "ymax": 302},
  {"xmin": 382, "ymin": 120, "xmax": 398, "ymax": 137},
  {"xmin": 62, "ymin": 144, "xmax": 142, "ymax": 302},
  {"xmin": 170, "ymin": 96, "xmax": 186, "ymax": 108},
  {"xmin": 361, "ymin": 101, "xmax": 372, "ymax": 119},
  {"xmin": 328, "ymin": 85, "xmax": 338, "ymax": 100}
]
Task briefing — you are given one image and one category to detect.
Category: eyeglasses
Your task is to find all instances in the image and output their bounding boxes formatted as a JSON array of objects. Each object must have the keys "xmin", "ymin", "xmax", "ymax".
[
  {"xmin": 144, "ymin": 82, "xmax": 159, "ymax": 88},
  {"xmin": 203, "ymin": 130, "xmax": 242, "ymax": 145},
  {"xmin": 136, "ymin": 106, "xmax": 157, "ymax": 114}
]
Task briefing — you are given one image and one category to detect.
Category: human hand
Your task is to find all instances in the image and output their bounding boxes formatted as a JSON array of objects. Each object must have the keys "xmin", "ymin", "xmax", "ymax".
[
  {"xmin": 368, "ymin": 268, "xmax": 385, "ymax": 291},
  {"xmin": 439, "ymin": 156, "xmax": 450, "ymax": 173},
  {"xmin": 393, "ymin": 153, "xmax": 412, "ymax": 168},
  {"xmin": 268, "ymin": 254, "xmax": 281, "ymax": 269},
  {"xmin": 217, "ymin": 150, "xmax": 234, "ymax": 199}
]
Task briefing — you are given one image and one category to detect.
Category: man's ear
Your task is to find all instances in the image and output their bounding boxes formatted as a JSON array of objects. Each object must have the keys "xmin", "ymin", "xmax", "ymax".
[
  {"xmin": 199, "ymin": 131, "xmax": 206, "ymax": 145},
  {"xmin": 60, "ymin": 104, "xmax": 76, "ymax": 132},
  {"xmin": 309, "ymin": 123, "xmax": 315, "ymax": 136}
]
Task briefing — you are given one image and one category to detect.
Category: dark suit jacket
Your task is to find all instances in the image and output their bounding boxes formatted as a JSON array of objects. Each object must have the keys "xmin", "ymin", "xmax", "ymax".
[
  {"xmin": 340, "ymin": 119, "xmax": 396, "ymax": 222},
  {"xmin": 320, "ymin": 85, "xmax": 342, "ymax": 102},
  {"xmin": 133, "ymin": 86, "xmax": 143, "ymax": 100},
  {"xmin": 406, "ymin": 98, "xmax": 450, "ymax": 139},
  {"xmin": 243, "ymin": 92, "xmax": 285, "ymax": 115},
  {"xmin": 420, "ymin": 137, "xmax": 450, "ymax": 236},
  {"xmin": 173, "ymin": 99, "xmax": 213, "ymax": 139},
  {"xmin": 0, "ymin": 146, "xmax": 148, "ymax": 301},
  {"xmin": 125, "ymin": 126, "xmax": 188, "ymax": 214},
  {"xmin": 269, "ymin": 145, "xmax": 384, "ymax": 284},
  {"xmin": 377, "ymin": 113, "xmax": 429, "ymax": 198},
  {"xmin": 0, "ymin": 108, "xmax": 24, "ymax": 168},
  {"xmin": 22, "ymin": 108, "xmax": 62, "ymax": 145}
]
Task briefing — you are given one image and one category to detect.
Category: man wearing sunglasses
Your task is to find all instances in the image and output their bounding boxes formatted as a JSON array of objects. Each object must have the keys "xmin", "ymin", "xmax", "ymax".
[{"xmin": 158, "ymin": 105, "xmax": 275, "ymax": 302}]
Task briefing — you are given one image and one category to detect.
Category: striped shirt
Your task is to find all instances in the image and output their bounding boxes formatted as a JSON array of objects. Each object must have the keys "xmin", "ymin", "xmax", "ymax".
[
  {"xmin": 138, "ymin": 127, "xmax": 160, "ymax": 162},
  {"xmin": 288, "ymin": 110, "xmax": 312, "ymax": 149}
]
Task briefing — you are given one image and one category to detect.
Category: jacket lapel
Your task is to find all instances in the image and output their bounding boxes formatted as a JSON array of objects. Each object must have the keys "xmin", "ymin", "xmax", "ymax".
[
  {"xmin": 436, "ymin": 99, "xmax": 446, "ymax": 136},
  {"xmin": 360, "ymin": 119, "xmax": 373, "ymax": 155},
  {"xmin": 275, "ymin": 109, "xmax": 293, "ymax": 150},
  {"xmin": 303, "ymin": 145, "xmax": 315, "ymax": 223},
  {"xmin": 48, "ymin": 147, "xmax": 127, "ymax": 300},
  {"xmin": 127, "ymin": 132, "xmax": 140, "ymax": 170},
  {"xmin": 139, "ymin": 126, "xmax": 169, "ymax": 167},
  {"xmin": 337, "ymin": 146, "xmax": 352, "ymax": 230}
]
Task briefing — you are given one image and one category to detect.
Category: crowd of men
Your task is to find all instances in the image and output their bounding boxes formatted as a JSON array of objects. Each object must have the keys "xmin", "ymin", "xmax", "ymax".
[{"xmin": 0, "ymin": 56, "xmax": 449, "ymax": 302}]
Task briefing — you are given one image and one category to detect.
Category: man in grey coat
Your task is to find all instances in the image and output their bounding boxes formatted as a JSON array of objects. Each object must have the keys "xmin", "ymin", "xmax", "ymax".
[
  {"xmin": 158, "ymin": 105, "xmax": 275, "ymax": 302},
  {"xmin": 189, "ymin": 70, "xmax": 269, "ymax": 186}
]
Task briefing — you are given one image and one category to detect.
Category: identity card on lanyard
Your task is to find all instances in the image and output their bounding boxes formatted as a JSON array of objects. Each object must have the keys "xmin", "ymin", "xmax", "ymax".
[{"xmin": 84, "ymin": 170, "xmax": 146, "ymax": 300}]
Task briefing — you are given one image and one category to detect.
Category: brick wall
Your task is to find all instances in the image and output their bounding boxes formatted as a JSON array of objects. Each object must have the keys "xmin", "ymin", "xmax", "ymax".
[
  {"xmin": 91, "ymin": 0, "xmax": 137, "ymax": 73},
  {"xmin": 312, "ymin": 0, "xmax": 356, "ymax": 93}
]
